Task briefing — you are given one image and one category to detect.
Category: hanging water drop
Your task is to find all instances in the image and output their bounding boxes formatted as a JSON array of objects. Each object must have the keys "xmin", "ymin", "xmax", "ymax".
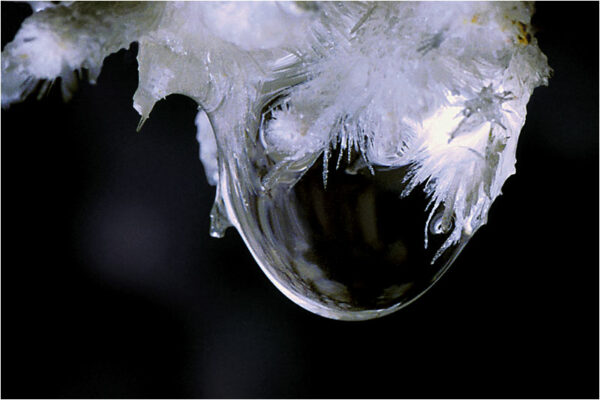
[
  {"xmin": 429, "ymin": 210, "xmax": 453, "ymax": 236},
  {"xmin": 1, "ymin": 1, "xmax": 551, "ymax": 320}
]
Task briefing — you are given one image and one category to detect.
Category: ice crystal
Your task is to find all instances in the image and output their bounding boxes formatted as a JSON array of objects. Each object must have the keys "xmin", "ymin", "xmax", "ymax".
[{"xmin": 1, "ymin": 2, "xmax": 550, "ymax": 319}]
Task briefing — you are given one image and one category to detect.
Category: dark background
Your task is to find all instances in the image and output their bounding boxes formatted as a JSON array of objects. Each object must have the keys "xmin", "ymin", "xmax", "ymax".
[{"xmin": 2, "ymin": 2, "xmax": 598, "ymax": 398}]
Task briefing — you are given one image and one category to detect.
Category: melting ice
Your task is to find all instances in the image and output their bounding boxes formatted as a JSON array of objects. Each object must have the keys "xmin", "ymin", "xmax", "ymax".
[{"xmin": 1, "ymin": 2, "xmax": 550, "ymax": 319}]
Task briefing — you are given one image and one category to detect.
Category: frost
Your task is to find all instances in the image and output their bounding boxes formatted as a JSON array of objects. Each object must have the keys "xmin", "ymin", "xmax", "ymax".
[
  {"xmin": 195, "ymin": 109, "xmax": 219, "ymax": 186},
  {"xmin": 1, "ymin": 2, "xmax": 163, "ymax": 105},
  {"xmin": 1, "ymin": 2, "xmax": 551, "ymax": 318}
]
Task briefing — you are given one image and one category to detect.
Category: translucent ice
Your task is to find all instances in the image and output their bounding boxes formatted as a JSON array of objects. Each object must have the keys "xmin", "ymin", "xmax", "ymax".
[{"xmin": 1, "ymin": 2, "xmax": 551, "ymax": 319}]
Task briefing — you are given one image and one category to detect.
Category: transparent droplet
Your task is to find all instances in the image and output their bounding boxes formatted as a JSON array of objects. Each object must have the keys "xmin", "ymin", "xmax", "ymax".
[
  {"xmin": 212, "ymin": 113, "xmax": 471, "ymax": 321},
  {"xmin": 429, "ymin": 209, "xmax": 453, "ymax": 236},
  {"xmin": 209, "ymin": 187, "xmax": 232, "ymax": 239}
]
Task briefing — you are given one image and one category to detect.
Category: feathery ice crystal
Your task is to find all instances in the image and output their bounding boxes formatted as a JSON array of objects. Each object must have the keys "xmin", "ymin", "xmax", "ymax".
[{"xmin": 2, "ymin": 2, "xmax": 550, "ymax": 320}]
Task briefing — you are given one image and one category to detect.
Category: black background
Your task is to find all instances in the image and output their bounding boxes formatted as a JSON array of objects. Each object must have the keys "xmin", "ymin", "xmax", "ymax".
[{"xmin": 2, "ymin": 2, "xmax": 598, "ymax": 398}]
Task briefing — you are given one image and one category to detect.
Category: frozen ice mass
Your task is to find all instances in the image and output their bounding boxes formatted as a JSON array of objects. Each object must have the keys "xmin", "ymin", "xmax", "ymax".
[{"xmin": 1, "ymin": 2, "xmax": 551, "ymax": 319}]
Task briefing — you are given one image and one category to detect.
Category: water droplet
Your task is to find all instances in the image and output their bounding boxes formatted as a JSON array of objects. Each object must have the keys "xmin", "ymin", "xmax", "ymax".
[
  {"xmin": 429, "ymin": 209, "xmax": 453, "ymax": 236},
  {"xmin": 216, "ymin": 127, "xmax": 471, "ymax": 319},
  {"xmin": 209, "ymin": 187, "xmax": 232, "ymax": 239}
]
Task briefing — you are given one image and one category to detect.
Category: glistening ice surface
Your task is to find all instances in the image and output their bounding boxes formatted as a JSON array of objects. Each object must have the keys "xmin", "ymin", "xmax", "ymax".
[{"xmin": 1, "ymin": 2, "xmax": 551, "ymax": 320}]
